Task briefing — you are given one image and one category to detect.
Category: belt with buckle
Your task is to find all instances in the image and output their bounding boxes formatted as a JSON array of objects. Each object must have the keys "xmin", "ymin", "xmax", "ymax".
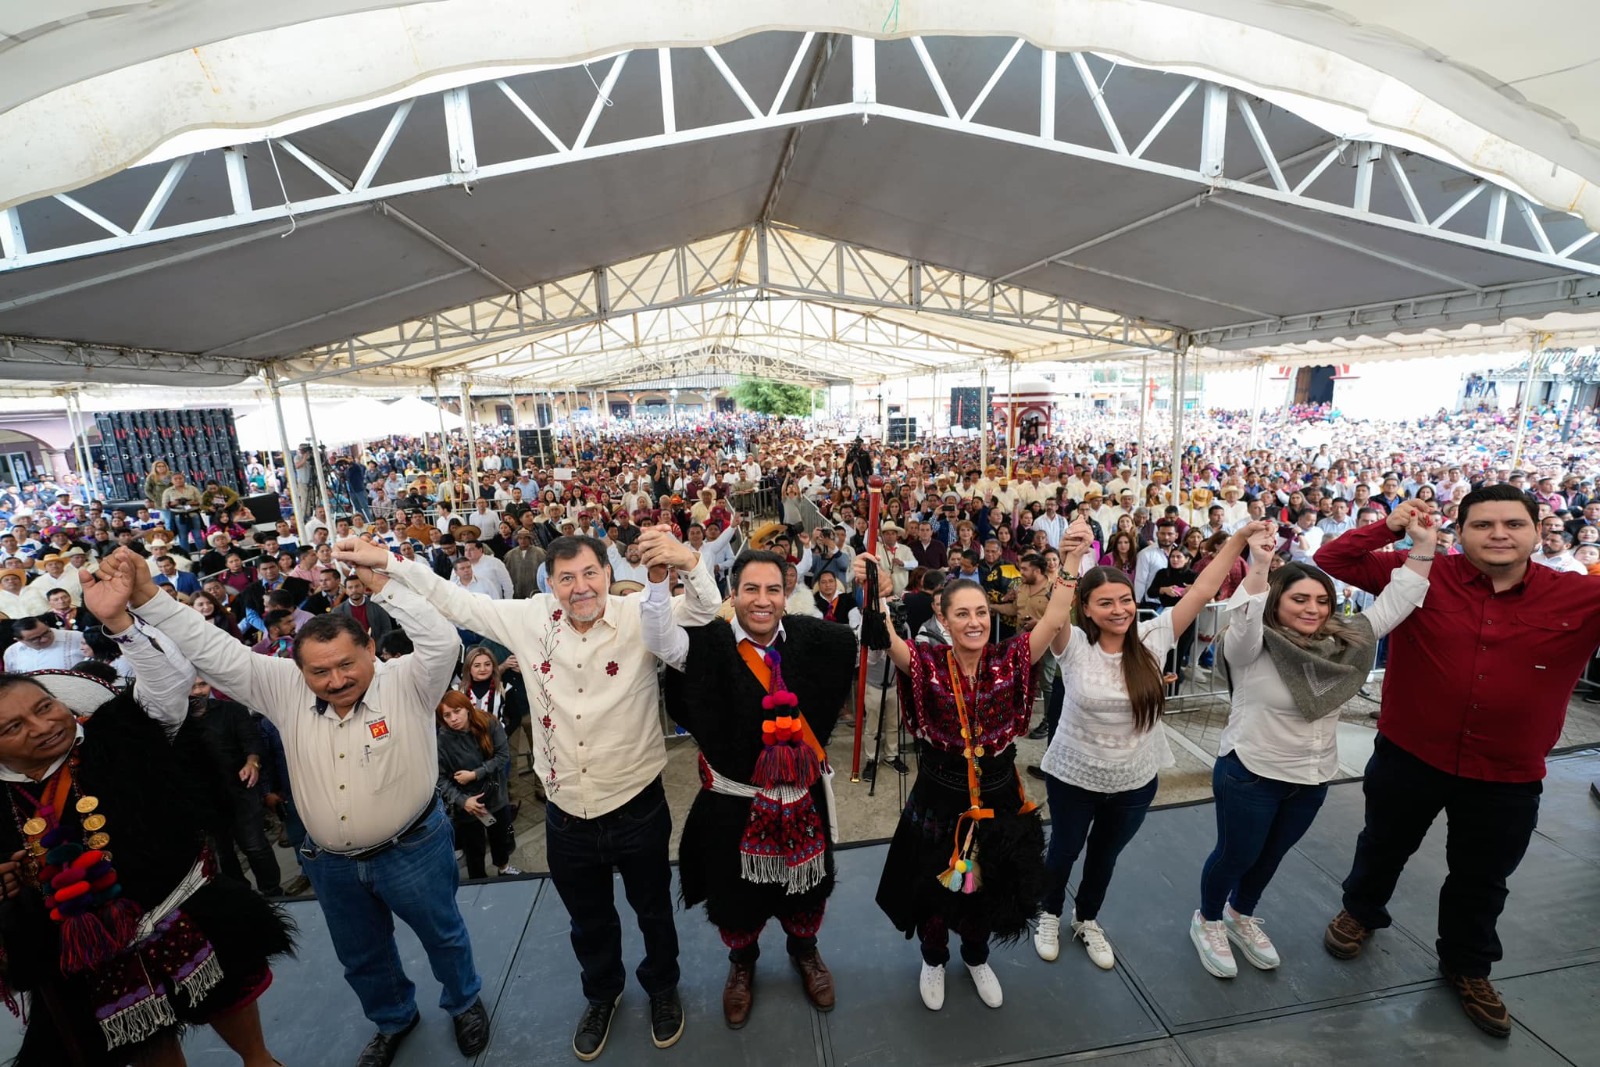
[{"xmin": 317, "ymin": 798, "xmax": 438, "ymax": 861}]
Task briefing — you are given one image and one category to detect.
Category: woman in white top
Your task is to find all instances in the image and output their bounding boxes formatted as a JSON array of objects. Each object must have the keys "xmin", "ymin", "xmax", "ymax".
[
  {"xmin": 1188, "ymin": 514, "xmax": 1436, "ymax": 978},
  {"xmin": 1033, "ymin": 521, "xmax": 1273, "ymax": 970}
]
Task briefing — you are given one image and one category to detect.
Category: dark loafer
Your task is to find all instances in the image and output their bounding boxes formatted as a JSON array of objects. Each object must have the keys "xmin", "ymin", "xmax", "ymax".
[
  {"xmin": 453, "ymin": 997, "xmax": 491, "ymax": 1056},
  {"xmin": 356, "ymin": 1012, "xmax": 419, "ymax": 1067}
]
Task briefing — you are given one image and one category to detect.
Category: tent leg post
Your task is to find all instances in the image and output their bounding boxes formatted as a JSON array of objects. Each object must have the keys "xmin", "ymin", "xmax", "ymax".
[
  {"xmin": 266, "ymin": 368, "xmax": 304, "ymax": 526},
  {"xmin": 300, "ymin": 384, "xmax": 331, "ymax": 518}
]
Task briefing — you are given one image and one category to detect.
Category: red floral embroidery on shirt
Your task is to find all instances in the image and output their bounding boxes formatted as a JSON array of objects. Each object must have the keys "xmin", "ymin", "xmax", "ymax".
[
  {"xmin": 551, "ymin": 609, "xmax": 563, "ymax": 622},
  {"xmin": 605, "ymin": 661, "xmax": 619, "ymax": 676},
  {"xmin": 540, "ymin": 661, "xmax": 551, "ymax": 674},
  {"xmin": 541, "ymin": 715, "xmax": 553, "ymax": 730}
]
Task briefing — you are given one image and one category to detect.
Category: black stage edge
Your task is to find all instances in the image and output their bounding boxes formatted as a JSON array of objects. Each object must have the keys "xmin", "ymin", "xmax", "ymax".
[{"xmin": 6, "ymin": 751, "xmax": 1594, "ymax": 1066}]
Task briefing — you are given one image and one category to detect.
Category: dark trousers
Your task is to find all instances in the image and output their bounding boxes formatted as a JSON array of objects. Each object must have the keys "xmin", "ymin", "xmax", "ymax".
[
  {"xmin": 545, "ymin": 777, "xmax": 680, "ymax": 1003},
  {"xmin": 453, "ymin": 806, "xmax": 516, "ymax": 879},
  {"xmin": 1342, "ymin": 734, "xmax": 1541, "ymax": 978},
  {"xmin": 1043, "ymin": 672, "xmax": 1065, "ymax": 743},
  {"xmin": 1041, "ymin": 774, "xmax": 1159, "ymax": 921},
  {"xmin": 1199, "ymin": 750, "xmax": 1327, "ymax": 920},
  {"xmin": 216, "ymin": 783, "xmax": 283, "ymax": 895}
]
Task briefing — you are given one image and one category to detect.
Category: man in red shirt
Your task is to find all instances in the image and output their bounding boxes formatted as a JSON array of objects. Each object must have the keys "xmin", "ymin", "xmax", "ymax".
[{"xmin": 1315, "ymin": 484, "xmax": 1600, "ymax": 1038}]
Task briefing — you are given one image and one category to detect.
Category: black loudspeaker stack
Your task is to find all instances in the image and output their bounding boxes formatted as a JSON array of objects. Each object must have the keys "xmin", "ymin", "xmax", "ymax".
[
  {"xmin": 888, "ymin": 417, "xmax": 919, "ymax": 444},
  {"xmin": 93, "ymin": 408, "xmax": 247, "ymax": 501},
  {"xmin": 518, "ymin": 428, "xmax": 555, "ymax": 464}
]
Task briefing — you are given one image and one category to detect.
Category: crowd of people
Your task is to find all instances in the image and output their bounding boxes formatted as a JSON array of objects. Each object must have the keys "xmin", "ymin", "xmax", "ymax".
[{"xmin": 0, "ymin": 396, "xmax": 1596, "ymax": 1064}]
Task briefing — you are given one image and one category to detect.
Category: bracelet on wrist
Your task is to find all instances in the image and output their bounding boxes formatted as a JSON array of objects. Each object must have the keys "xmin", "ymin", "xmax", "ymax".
[{"xmin": 1407, "ymin": 553, "xmax": 1435, "ymax": 561}]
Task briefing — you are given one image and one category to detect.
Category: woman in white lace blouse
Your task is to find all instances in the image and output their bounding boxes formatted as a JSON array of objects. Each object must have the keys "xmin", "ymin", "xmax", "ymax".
[{"xmin": 1031, "ymin": 520, "xmax": 1274, "ymax": 971}]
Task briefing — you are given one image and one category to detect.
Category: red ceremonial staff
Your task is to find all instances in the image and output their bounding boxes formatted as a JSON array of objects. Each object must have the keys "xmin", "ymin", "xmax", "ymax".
[{"xmin": 850, "ymin": 475, "xmax": 884, "ymax": 782}]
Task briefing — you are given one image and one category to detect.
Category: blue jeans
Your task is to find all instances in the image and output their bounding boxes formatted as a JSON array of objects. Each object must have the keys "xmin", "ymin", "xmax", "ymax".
[
  {"xmin": 1041, "ymin": 773, "xmax": 1159, "ymax": 921},
  {"xmin": 170, "ymin": 510, "xmax": 204, "ymax": 552},
  {"xmin": 1199, "ymin": 750, "xmax": 1327, "ymax": 920},
  {"xmin": 300, "ymin": 802, "xmax": 483, "ymax": 1032},
  {"xmin": 545, "ymin": 777, "xmax": 679, "ymax": 1003}
]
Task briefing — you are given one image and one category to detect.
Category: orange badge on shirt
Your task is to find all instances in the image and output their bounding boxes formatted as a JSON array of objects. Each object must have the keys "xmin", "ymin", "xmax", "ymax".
[{"xmin": 368, "ymin": 719, "xmax": 390, "ymax": 740}]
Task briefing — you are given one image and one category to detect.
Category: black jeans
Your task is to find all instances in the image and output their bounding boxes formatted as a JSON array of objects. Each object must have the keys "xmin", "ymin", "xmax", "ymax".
[
  {"xmin": 216, "ymin": 782, "xmax": 283, "ymax": 896},
  {"xmin": 1043, "ymin": 672, "xmax": 1065, "ymax": 743},
  {"xmin": 1342, "ymin": 734, "xmax": 1541, "ymax": 978},
  {"xmin": 1040, "ymin": 774, "xmax": 1159, "ymax": 921},
  {"xmin": 545, "ymin": 777, "xmax": 680, "ymax": 1003},
  {"xmin": 452, "ymin": 805, "xmax": 517, "ymax": 879}
]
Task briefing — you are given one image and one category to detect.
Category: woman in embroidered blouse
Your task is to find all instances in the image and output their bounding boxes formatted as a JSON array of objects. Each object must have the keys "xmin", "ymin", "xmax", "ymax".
[
  {"xmin": 1188, "ymin": 515, "xmax": 1434, "ymax": 979},
  {"xmin": 855, "ymin": 521, "xmax": 1085, "ymax": 1013},
  {"xmin": 1033, "ymin": 520, "xmax": 1273, "ymax": 973}
]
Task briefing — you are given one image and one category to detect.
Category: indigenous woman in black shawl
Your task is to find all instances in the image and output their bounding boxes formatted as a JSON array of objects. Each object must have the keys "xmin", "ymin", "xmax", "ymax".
[
  {"xmin": 0, "ymin": 559, "xmax": 293, "ymax": 1066},
  {"xmin": 853, "ymin": 520, "xmax": 1084, "ymax": 1013}
]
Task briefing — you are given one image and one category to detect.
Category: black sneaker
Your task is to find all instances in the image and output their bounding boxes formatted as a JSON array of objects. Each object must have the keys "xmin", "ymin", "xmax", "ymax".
[
  {"xmin": 573, "ymin": 995, "xmax": 621, "ymax": 1062},
  {"xmin": 1026, "ymin": 765, "xmax": 1047, "ymax": 781},
  {"xmin": 861, "ymin": 760, "xmax": 877, "ymax": 784},
  {"xmin": 1026, "ymin": 722, "xmax": 1049, "ymax": 741},
  {"xmin": 648, "ymin": 987, "xmax": 685, "ymax": 1049},
  {"xmin": 886, "ymin": 756, "xmax": 910, "ymax": 775}
]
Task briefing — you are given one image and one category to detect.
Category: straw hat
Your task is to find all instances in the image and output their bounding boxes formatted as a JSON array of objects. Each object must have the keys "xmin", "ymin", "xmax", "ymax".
[
  {"xmin": 1189, "ymin": 487, "xmax": 1215, "ymax": 508},
  {"xmin": 748, "ymin": 522, "xmax": 788, "ymax": 550}
]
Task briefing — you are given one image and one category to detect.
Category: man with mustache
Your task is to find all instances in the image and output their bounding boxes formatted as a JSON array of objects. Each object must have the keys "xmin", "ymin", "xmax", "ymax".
[{"xmin": 332, "ymin": 527, "xmax": 724, "ymax": 1061}]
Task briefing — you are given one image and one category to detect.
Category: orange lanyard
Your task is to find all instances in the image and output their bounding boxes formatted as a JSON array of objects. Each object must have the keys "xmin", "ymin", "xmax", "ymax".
[{"xmin": 946, "ymin": 650, "xmax": 992, "ymax": 817}]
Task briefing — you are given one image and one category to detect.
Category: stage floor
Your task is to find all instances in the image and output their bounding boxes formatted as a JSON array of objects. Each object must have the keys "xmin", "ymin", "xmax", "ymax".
[{"xmin": 9, "ymin": 750, "xmax": 1599, "ymax": 1066}]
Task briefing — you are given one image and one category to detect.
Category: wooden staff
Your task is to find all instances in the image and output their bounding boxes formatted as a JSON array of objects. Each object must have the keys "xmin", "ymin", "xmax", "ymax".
[{"xmin": 850, "ymin": 475, "xmax": 884, "ymax": 782}]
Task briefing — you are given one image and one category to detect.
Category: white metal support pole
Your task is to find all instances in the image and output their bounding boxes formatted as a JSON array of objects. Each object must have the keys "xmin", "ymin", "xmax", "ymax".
[
  {"xmin": 848, "ymin": 381, "xmax": 856, "ymax": 428},
  {"xmin": 979, "ymin": 365, "xmax": 990, "ymax": 475},
  {"xmin": 879, "ymin": 384, "xmax": 888, "ymax": 444},
  {"xmin": 432, "ymin": 377, "xmax": 452, "ymax": 485},
  {"xmin": 1006, "ymin": 356, "xmax": 1016, "ymax": 478},
  {"xmin": 461, "ymin": 379, "xmax": 480, "ymax": 501},
  {"xmin": 299, "ymin": 384, "xmax": 332, "ymax": 517},
  {"xmin": 64, "ymin": 392, "xmax": 94, "ymax": 502},
  {"xmin": 931, "ymin": 369, "xmax": 939, "ymax": 434},
  {"xmin": 266, "ymin": 370, "xmax": 304, "ymax": 525},
  {"xmin": 1510, "ymin": 334, "xmax": 1547, "ymax": 472},
  {"xmin": 1248, "ymin": 361, "xmax": 1265, "ymax": 449},
  {"xmin": 1136, "ymin": 351, "xmax": 1149, "ymax": 501},
  {"xmin": 509, "ymin": 380, "xmax": 523, "ymax": 471},
  {"xmin": 1170, "ymin": 342, "xmax": 1186, "ymax": 498}
]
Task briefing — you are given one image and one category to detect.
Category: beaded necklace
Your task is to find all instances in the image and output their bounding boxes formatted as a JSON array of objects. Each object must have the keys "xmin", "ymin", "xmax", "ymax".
[{"xmin": 5, "ymin": 748, "xmax": 136, "ymax": 974}]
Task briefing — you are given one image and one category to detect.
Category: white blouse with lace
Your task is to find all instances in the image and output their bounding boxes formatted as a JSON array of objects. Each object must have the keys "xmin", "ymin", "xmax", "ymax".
[{"xmin": 1042, "ymin": 613, "xmax": 1176, "ymax": 794}]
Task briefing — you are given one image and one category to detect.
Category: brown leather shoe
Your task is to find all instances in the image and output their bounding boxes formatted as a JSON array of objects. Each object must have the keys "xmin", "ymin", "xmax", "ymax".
[
  {"xmin": 790, "ymin": 949, "xmax": 836, "ymax": 1011},
  {"xmin": 722, "ymin": 960, "xmax": 755, "ymax": 1030},
  {"xmin": 1323, "ymin": 909, "xmax": 1371, "ymax": 960},
  {"xmin": 1441, "ymin": 965, "xmax": 1512, "ymax": 1038}
]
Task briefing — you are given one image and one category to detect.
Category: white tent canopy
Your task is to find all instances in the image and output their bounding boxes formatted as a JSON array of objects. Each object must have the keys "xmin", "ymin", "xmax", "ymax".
[
  {"xmin": 232, "ymin": 396, "xmax": 462, "ymax": 451},
  {"xmin": 4, "ymin": 8, "xmax": 1600, "ymax": 393}
]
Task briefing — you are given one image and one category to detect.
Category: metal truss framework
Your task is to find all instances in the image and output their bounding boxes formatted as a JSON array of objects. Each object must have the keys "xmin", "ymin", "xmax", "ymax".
[
  {"xmin": 6, "ymin": 33, "xmax": 1600, "ymax": 386},
  {"xmin": 270, "ymin": 224, "xmax": 1169, "ymax": 387},
  {"xmin": 1, "ymin": 335, "xmax": 261, "ymax": 383}
]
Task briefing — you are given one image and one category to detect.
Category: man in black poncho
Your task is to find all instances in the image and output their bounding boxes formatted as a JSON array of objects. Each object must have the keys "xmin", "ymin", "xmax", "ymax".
[
  {"xmin": 650, "ymin": 550, "xmax": 856, "ymax": 1030},
  {"xmin": 0, "ymin": 563, "xmax": 294, "ymax": 1066}
]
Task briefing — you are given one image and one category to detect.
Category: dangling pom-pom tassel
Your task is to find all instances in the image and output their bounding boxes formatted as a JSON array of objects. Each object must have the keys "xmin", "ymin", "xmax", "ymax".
[
  {"xmin": 59, "ymin": 912, "xmax": 119, "ymax": 973},
  {"xmin": 100, "ymin": 897, "xmax": 144, "ymax": 950}
]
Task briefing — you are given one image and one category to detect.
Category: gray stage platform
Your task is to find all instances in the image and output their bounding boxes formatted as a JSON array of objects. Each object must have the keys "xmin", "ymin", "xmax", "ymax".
[{"xmin": 8, "ymin": 751, "xmax": 1600, "ymax": 1066}]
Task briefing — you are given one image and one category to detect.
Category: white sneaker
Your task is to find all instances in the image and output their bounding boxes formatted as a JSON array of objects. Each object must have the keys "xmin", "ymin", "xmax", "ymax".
[
  {"xmin": 1072, "ymin": 917, "xmax": 1116, "ymax": 970},
  {"xmin": 966, "ymin": 963, "xmax": 1003, "ymax": 1008},
  {"xmin": 919, "ymin": 962, "xmax": 945, "ymax": 1010},
  {"xmin": 1224, "ymin": 905, "xmax": 1281, "ymax": 970},
  {"xmin": 1189, "ymin": 911, "xmax": 1238, "ymax": 978},
  {"xmin": 498, "ymin": 864, "xmax": 523, "ymax": 877},
  {"xmin": 1033, "ymin": 912, "xmax": 1061, "ymax": 962}
]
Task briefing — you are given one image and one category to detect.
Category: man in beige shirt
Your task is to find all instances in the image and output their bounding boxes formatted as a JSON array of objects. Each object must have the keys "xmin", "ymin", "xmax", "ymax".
[
  {"xmin": 337, "ymin": 525, "xmax": 722, "ymax": 1059},
  {"xmin": 115, "ymin": 545, "xmax": 492, "ymax": 1067}
]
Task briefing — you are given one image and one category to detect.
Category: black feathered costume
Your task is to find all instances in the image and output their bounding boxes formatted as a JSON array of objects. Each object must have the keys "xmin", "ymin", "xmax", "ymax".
[
  {"xmin": 662, "ymin": 616, "xmax": 856, "ymax": 946},
  {"xmin": 0, "ymin": 675, "xmax": 294, "ymax": 1066}
]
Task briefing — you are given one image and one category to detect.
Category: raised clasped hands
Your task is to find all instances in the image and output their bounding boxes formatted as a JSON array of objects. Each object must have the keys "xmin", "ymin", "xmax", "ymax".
[{"xmin": 333, "ymin": 537, "xmax": 393, "ymax": 572}]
